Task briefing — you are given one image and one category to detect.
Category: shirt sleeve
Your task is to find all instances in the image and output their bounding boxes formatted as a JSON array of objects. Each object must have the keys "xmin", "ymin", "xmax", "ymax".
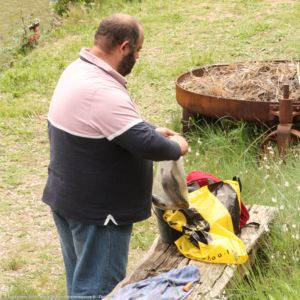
[
  {"xmin": 91, "ymin": 86, "xmax": 143, "ymax": 140},
  {"xmin": 112, "ymin": 122, "xmax": 181, "ymax": 161}
]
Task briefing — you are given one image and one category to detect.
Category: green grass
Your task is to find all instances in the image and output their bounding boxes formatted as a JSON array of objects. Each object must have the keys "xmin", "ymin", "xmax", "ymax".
[
  {"xmin": 2, "ymin": 257, "xmax": 24, "ymax": 272},
  {"xmin": 1, "ymin": 0, "xmax": 300, "ymax": 298}
]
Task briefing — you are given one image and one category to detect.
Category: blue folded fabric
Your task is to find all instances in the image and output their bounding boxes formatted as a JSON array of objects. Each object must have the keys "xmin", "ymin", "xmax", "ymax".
[{"xmin": 110, "ymin": 265, "xmax": 200, "ymax": 300}]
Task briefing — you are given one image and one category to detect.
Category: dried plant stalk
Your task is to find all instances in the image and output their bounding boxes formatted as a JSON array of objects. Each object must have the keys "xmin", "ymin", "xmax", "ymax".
[{"xmin": 180, "ymin": 61, "xmax": 300, "ymax": 102}]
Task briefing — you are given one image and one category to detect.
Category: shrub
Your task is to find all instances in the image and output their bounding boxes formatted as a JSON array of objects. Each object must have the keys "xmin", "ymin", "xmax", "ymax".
[{"xmin": 53, "ymin": 0, "xmax": 95, "ymax": 16}]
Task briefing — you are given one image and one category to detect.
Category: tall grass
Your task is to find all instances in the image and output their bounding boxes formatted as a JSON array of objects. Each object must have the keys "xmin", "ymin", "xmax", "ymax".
[{"xmin": 183, "ymin": 119, "xmax": 300, "ymax": 299}]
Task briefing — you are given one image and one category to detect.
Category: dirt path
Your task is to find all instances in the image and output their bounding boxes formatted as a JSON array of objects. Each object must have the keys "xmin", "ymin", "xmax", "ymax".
[{"xmin": 0, "ymin": 113, "xmax": 154, "ymax": 295}]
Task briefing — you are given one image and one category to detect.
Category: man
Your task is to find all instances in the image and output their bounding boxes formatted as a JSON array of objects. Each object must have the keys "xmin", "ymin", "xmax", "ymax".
[{"xmin": 42, "ymin": 13, "xmax": 188, "ymax": 298}]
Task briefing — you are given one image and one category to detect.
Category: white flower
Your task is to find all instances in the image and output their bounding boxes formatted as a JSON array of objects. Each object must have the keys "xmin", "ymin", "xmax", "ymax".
[
  {"xmin": 271, "ymin": 197, "xmax": 277, "ymax": 203},
  {"xmin": 280, "ymin": 205, "xmax": 285, "ymax": 210},
  {"xmin": 196, "ymin": 152, "xmax": 199, "ymax": 156},
  {"xmin": 297, "ymin": 185, "xmax": 300, "ymax": 191},
  {"xmin": 188, "ymin": 147, "xmax": 192, "ymax": 153},
  {"xmin": 284, "ymin": 181, "xmax": 290, "ymax": 187},
  {"xmin": 282, "ymin": 224, "xmax": 288, "ymax": 232},
  {"xmin": 292, "ymin": 224, "xmax": 297, "ymax": 229}
]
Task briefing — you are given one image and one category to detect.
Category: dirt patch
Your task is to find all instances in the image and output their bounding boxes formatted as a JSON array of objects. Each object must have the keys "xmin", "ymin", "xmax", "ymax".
[
  {"xmin": 190, "ymin": 11, "xmax": 239, "ymax": 22},
  {"xmin": 179, "ymin": 61, "xmax": 300, "ymax": 102}
]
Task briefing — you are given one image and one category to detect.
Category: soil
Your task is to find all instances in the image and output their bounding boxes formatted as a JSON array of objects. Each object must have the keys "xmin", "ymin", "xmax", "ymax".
[{"xmin": 179, "ymin": 61, "xmax": 300, "ymax": 102}]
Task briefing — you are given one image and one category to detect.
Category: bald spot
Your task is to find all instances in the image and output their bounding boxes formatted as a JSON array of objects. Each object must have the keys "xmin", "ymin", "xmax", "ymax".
[{"xmin": 94, "ymin": 13, "xmax": 143, "ymax": 54}]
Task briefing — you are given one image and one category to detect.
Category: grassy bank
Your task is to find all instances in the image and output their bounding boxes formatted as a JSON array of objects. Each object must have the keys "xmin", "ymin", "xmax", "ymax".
[{"xmin": 1, "ymin": 0, "xmax": 300, "ymax": 298}]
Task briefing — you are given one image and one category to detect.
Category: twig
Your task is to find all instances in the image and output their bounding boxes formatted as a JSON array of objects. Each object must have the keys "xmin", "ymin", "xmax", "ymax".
[
  {"xmin": 297, "ymin": 63, "xmax": 300, "ymax": 87},
  {"xmin": 19, "ymin": 9, "xmax": 27, "ymax": 36}
]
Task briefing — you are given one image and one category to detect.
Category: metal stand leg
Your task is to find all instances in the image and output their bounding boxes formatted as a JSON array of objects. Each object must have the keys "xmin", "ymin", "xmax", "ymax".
[
  {"xmin": 261, "ymin": 85, "xmax": 300, "ymax": 156},
  {"xmin": 182, "ymin": 108, "xmax": 196, "ymax": 135}
]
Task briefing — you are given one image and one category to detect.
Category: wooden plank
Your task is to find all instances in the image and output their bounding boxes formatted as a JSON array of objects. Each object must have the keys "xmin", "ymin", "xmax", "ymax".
[
  {"xmin": 109, "ymin": 204, "xmax": 277, "ymax": 299},
  {"xmin": 187, "ymin": 204, "xmax": 278, "ymax": 299},
  {"xmin": 117, "ymin": 236, "xmax": 169, "ymax": 286},
  {"xmin": 112, "ymin": 236, "xmax": 185, "ymax": 293}
]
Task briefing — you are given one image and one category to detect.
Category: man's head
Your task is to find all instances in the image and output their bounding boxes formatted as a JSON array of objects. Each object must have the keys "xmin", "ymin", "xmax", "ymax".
[{"xmin": 94, "ymin": 13, "xmax": 144, "ymax": 76}]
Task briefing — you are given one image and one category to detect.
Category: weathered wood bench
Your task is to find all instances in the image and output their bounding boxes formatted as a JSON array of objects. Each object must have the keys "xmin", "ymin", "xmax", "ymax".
[{"xmin": 109, "ymin": 204, "xmax": 277, "ymax": 299}]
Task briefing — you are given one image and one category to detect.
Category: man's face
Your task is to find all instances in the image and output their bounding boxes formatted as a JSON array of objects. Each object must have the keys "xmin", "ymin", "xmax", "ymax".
[
  {"xmin": 117, "ymin": 49, "xmax": 136, "ymax": 76},
  {"xmin": 117, "ymin": 30, "xmax": 144, "ymax": 76}
]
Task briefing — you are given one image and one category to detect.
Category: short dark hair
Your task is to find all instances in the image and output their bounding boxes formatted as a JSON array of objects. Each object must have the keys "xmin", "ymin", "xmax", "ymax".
[{"xmin": 94, "ymin": 14, "xmax": 141, "ymax": 53}]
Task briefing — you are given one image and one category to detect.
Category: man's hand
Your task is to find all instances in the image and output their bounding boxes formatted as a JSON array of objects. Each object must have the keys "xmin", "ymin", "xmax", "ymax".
[
  {"xmin": 155, "ymin": 127, "xmax": 189, "ymax": 155},
  {"xmin": 155, "ymin": 127, "xmax": 178, "ymax": 137},
  {"xmin": 169, "ymin": 134, "xmax": 189, "ymax": 155}
]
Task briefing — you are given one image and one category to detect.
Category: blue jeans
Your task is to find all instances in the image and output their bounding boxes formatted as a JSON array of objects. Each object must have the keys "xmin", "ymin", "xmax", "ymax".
[{"xmin": 52, "ymin": 210, "xmax": 132, "ymax": 299}]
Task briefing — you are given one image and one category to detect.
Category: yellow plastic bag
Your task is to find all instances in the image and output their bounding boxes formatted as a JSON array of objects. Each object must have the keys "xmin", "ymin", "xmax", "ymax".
[{"xmin": 163, "ymin": 180, "xmax": 248, "ymax": 264}]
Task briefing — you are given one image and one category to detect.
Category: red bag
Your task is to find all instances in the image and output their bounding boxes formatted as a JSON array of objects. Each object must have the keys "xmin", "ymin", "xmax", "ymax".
[{"xmin": 186, "ymin": 171, "xmax": 250, "ymax": 229}]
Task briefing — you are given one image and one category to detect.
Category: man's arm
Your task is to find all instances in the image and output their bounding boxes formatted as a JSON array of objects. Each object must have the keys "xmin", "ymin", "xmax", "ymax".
[{"xmin": 112, "ymin": 122, "xmax": 188, "ymax": 161}]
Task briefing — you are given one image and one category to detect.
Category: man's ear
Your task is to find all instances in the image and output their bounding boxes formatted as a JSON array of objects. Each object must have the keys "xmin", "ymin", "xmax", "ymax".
[{"xmin": 119, "ymin": 40, "xmax": 130, "ymax": 55}]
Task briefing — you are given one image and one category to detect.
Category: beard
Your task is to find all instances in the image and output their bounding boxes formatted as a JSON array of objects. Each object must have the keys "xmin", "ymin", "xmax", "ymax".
[{"xmin": 117, "ymin": 51, "xmax": 136, "ymax": 76}]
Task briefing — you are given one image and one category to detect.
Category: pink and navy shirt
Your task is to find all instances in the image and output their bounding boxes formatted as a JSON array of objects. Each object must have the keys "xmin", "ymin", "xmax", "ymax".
[{"xmin": 42, "ymin": 48, "xmax": 181, "ymax": 225}]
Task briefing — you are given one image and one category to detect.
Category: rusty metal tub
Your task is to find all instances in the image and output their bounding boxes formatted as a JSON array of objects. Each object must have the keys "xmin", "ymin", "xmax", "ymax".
[{"xmin": 176, "ymin": 62, "xmax": 300, "ymax": 133}]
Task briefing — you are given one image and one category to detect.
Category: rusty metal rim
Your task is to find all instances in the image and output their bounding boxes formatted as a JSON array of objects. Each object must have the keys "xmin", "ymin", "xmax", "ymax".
[{"xmin": 176, "ymin": 60, "xmax": 300, "ymax": 104}]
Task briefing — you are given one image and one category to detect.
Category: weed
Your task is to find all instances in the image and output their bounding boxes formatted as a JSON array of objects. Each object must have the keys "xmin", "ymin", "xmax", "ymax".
[
  {"xmin": 131, "ymin": 218, "xmax": 158, "ymax": 250},
  {"xmin": 2, "ymin": 257, "xmax": 24, "ymax": 272},
  {"xmin": 53, "ymin": 0, "xmax": 95, "ymax": 16},
  {"xmin": 5, "ymin": 282, "xmax": 39, "ymax": 299}
]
